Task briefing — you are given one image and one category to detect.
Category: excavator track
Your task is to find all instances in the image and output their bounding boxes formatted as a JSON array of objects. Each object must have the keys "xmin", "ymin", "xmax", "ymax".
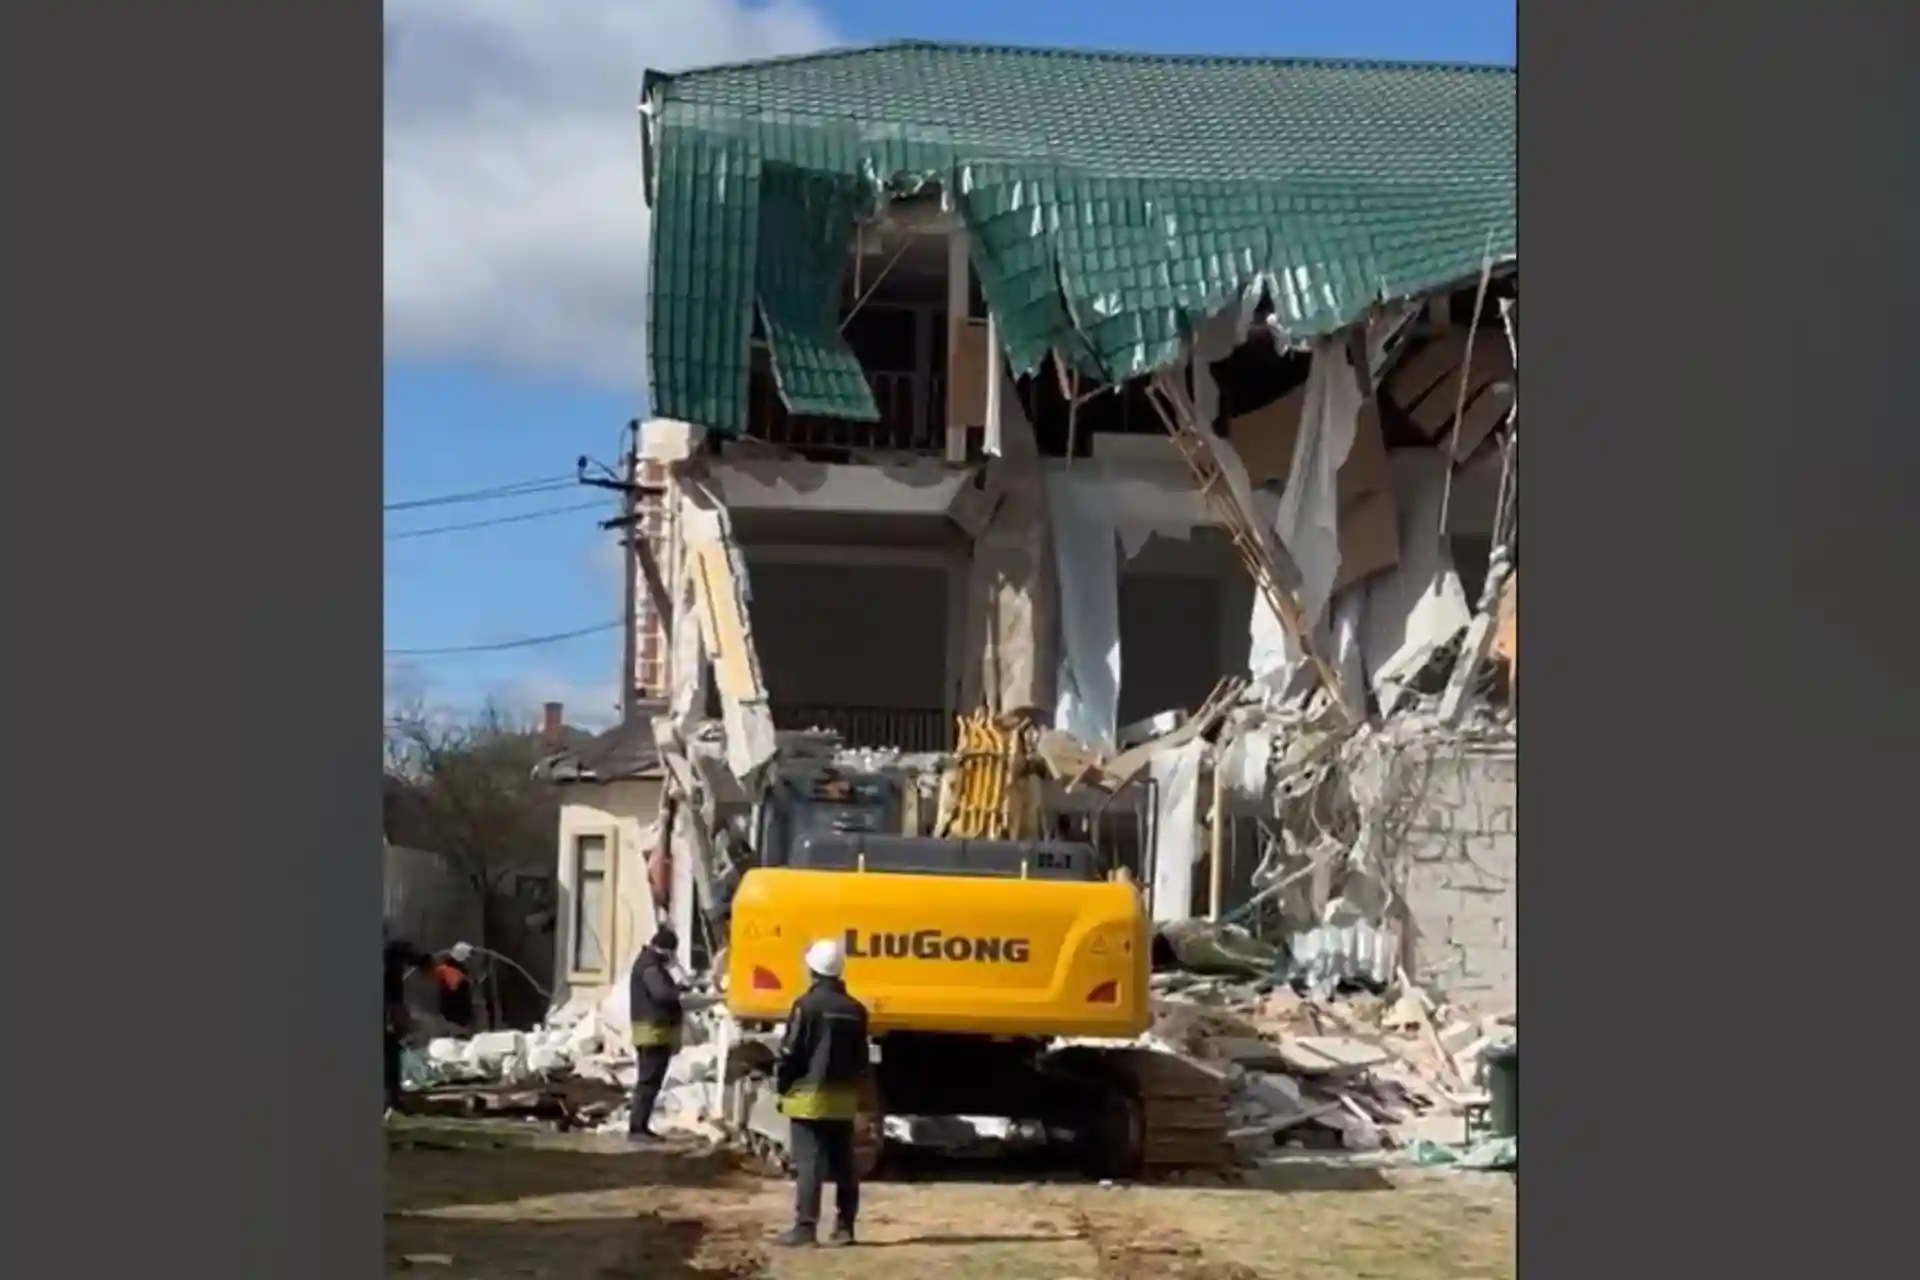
[
  {"xmin": 851, "ymin": 1073, "xmax": 886, "ymax": 1178},
  {"xmin": 720, "ymin": 1035, "xmax": 887, "ymax": 1180},
  {"xmin": 1050, "ymin": 1045, "xmax": 1232, "ymax": 1179}
]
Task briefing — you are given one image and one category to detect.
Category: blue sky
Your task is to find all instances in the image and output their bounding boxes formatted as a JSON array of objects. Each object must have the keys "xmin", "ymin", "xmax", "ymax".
[{"xmin": 383, "ymin": 0, "xmax": 1515, "ymax": 729}]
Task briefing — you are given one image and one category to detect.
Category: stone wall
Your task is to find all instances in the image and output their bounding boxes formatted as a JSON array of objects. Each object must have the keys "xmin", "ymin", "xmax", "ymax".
[{"xmin": 1382, "ymin": 742, "xmax": 1517, "ymax": 1011}]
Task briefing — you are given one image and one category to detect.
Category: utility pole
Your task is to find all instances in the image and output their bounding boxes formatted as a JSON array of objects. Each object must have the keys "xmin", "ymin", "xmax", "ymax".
[
  {"xmin": 619, "ymin": 419, "xmax": 639, "ymax": 724},
  {"xmin": 581, "ymin": 423, "xmax": 673, "ymax": 721}
]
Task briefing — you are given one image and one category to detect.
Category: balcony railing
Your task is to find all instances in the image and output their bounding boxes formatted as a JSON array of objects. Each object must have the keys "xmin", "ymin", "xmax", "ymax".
[
  {"xmin": 770, "ymin": 703, "xmax": 950, "ymax": 753},
  {"xmin": 749, "ymin": 369, "xmax": 946, "ymax": 455}
]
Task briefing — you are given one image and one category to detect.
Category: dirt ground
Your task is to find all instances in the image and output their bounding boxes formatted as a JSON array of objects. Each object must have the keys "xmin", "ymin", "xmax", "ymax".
[{"xmin": 386, "ymin": 1121, "xmax": 1513, "ymax": 1280}]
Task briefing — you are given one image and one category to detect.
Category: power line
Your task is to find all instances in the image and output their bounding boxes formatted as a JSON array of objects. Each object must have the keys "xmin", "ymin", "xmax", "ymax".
[
  {"xmin": 384, "ymin": 621, "xmax": 621, "ymax": 657},
  {"xmin": 386, "ymin": 500, "xmax": 609, "ymax": 541},
  {"xmin": 384, "ymin": 475, "xmax": 580, "ymax": 512}
]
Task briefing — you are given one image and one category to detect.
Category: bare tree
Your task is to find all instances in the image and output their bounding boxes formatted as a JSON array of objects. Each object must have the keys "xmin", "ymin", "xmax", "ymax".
[{"xmin": 383, "ymin": 700, "xmax": 562, "ymax": 1024}]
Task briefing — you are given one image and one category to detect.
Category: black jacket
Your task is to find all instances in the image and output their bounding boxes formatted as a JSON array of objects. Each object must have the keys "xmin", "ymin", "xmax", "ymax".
[
  {"xmin": 774, "ymin": 977, "xmax": 871, "ymax": 1120},
  {"xmin": 629, "ymin": 946, "xmax": 684, "ymax": 1032},
  {"xmin": 435, "ymin": 956, "xmax": 476, "ymax": 1027},
  {"xmin": 384, "ymin": 937, "xmax": 430, "ymax": 1010}
]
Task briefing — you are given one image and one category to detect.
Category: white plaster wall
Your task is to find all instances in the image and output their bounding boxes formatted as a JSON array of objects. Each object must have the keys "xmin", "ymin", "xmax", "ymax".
[{"xmin": 550, "ymin": 778, "xmax": 664, "ymax": 1010}]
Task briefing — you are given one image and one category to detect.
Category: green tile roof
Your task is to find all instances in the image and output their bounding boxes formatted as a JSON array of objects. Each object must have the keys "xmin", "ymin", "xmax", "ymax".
[{"xmin": 646, "ymin": 41, "xmax": 1515, "ymax": 433}]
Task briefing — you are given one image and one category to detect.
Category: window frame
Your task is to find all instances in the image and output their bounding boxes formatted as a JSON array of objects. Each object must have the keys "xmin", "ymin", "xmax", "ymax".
[{"xmin": 565, "ymin": 829, "xmax": 617, "ymax": 982}]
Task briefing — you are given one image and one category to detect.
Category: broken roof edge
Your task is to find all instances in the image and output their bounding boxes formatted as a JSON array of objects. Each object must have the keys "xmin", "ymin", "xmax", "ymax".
[
  {"xmin": 645, "ymin": 39, "xmax": 1516, "ymax": 89},
  {"xmin": 532, "ymin": 717, "xmax": 666, "ymax": 787}
]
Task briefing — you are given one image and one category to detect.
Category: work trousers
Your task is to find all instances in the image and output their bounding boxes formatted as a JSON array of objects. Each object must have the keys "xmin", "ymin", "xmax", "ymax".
[
  {"xmin": 629, "ymin": 1044, "xmax": 675, "ymax": 1135},
  {"xmin": 383, "ymin": 1028, "xmax": 402, "ymax": 1110},
  {"xmin": 790, "ymin": 1118, "xmax": 859, "ymax": 1232}
]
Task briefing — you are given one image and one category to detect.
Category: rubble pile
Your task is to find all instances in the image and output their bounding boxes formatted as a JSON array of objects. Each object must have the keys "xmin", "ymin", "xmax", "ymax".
[
  {"xmin": 1137, "ymin": 970, "xmax": 1515, "ymax": 1164},
  {"xmin": 397, "ymin": 986, "xmax": 731, "ymax": 1138}
]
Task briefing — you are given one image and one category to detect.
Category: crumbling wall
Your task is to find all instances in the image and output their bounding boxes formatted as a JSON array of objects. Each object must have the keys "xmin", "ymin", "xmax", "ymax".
[{"xmin": 1383, "ymin": 744, "xmax": 1516, "ymax": 1011}]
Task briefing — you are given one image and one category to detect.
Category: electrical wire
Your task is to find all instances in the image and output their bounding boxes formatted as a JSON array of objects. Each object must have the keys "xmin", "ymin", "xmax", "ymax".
[
  {"xmin": 384, "ymin": 475, "xmax": 580, "ymax": 512},
  {"xmin": 386, "ymin": 500, "xmax": 609, "ymax": 541},
  {"xmin": 384, "ymin": 621, "xmax": 620, "ymax": 657}
]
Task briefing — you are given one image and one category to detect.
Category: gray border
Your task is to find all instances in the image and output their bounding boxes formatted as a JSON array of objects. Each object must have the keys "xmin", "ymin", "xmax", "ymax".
[
  {"xmin": 1, "ymin": 5, "xmax": 379, "ymax": 1276},
  {"xmin": 1528, "ymin": 5, "xmax": 1919, "ymax": 1276},
  {"xmin": 4, "ymin": 3, "xmax": 1915, "ymax": 1274}
]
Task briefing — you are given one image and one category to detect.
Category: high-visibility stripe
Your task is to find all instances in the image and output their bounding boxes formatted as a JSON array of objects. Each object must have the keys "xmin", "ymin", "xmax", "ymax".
[
  {"xmin": 630, "ymin": 1020, "xmax": 682, "ymax": 1049},
  {"xmin": 778, "ymin": 1084, "xmax": 859, "ymax": 1120}
]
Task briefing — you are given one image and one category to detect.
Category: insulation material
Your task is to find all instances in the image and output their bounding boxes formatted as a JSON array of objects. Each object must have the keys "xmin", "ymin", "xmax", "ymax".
[
  {"xmin": 1360, "ymin": 451, "xmax": 1474, "ymax": 713},
  {"xmin": 1272, "ymin": 333, "xmax": 1364, "ymax": 625},
  {"xmin": 960, "ymin": 375, "xmax": 1053, "ymax": 714},
  {"xmin": 1248, "ymin": 342, "xmax": 1362, "ymax": 680},
  {"xmin": 1328, "ymin": 589, "xmax": 1369, "ymax": 720},
  {"xmin": 1217, "ymin": 721, "xmax": 1276, "ymax": 802},
  {"xmin": 680, "ymin": 496, "xmax": 778, "ymax": 781},
  {"xmin": 1045, "ymin": 470, "xmax": 1122, "ymax": 753},
  {"xmin": 1046, "ymin": 458, "xmax": 1238, "ymax": 562},
  {"xmin": 1149, "ymin": 737, "xmax": 1208, "ymax": 924},
  {"xmin": 668, "ymin": 533, "xmax": 705, "ymax": 725},
  {"xmin": 1230, "ymin": 397, "xmax": 1399, "ymax": 596},
  {"xmin": 1247, "ymin": 314, "xmax": 1409, "ymax": 682},
  {"xmin": 1190, "ymin": 306, "xmax": 1254, "ymax": 427},
  {"xmin": 1228, "ymin": 392, "xmax": 1393, "ymax": 547}
]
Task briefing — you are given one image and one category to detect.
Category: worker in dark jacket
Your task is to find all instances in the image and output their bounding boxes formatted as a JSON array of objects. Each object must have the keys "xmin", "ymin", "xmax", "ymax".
[
  {"xmin": 771, "ymin": 938, "xmax": 872, "ymax": 1249},
  {"xmin": 431, "ymin": 949, "xmax": 477, "ymax": 1031},
  {"xmin": 626, "ymin": 926, "xmax": 685, "ymax": 1142},
  {"xmin": 383, "ymin": 932, "xmax": 432, "ymax": 1117}
]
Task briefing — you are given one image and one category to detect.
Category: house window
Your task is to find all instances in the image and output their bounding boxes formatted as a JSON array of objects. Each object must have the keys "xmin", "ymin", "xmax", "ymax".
[{"xmin": 570, "ymin": 834, "xmax": 610, "ymax": 975}]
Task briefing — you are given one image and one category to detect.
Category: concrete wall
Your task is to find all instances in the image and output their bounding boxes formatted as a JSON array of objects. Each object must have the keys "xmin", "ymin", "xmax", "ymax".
[
  {"xmin": 1389, "ymin": 745, "xmax": 1517, "ymax": 1012},
  {"xmin": 551, "ymin": 778, "xmax": 665, "ymax": 1009}
]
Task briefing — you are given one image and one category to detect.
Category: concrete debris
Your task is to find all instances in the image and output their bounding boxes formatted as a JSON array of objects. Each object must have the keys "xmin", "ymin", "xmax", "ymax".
[
  {"xmin": 1109, "ymin": 975, "xmax": 1515, "ymax": 1161},
  {"xmin": 399, "ymin": 986, "xmax": 730, "ymax": 1135},
  {"xmin": 1155, "ymin": 919, "xmax": 1281, "ymax": 977}
]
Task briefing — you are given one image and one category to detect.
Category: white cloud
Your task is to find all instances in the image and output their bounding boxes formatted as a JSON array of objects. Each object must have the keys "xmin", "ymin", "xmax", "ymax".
[{"xmin": 384, "ymin": 0, "xmax": 838, "ymax": 388}]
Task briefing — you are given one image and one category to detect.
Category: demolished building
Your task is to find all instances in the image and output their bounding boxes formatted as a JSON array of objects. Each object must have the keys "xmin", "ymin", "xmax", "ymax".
[{"xmin": 543, "ymin": 41, "xmax": 1518, "ymax": 1038}]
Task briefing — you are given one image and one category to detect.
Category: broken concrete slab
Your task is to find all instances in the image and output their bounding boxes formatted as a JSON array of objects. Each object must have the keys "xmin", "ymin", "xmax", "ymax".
[
  {"xmin": 1274, "ymin": 1036, "xmax": 1392, "ymax": 1075},
  {"xmin": 678, "ymin": 488, "xmax": 777, "ymax": 780}
]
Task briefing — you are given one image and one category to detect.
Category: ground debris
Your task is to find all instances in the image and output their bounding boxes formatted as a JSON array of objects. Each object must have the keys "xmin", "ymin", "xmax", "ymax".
[
  {"xmin": 1116, "ymin": 975, "xmax": 1512, "ymax": 1161},
  {"xmin": 398, "ymin": 986, "xmax": 731, "ymax": 1139}
]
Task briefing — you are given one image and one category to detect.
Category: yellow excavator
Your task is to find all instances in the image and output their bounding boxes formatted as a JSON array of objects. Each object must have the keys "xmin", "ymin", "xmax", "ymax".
[{"xmin": 719, "ymin": 712, "xmax": 1227, "ymax": 1179}]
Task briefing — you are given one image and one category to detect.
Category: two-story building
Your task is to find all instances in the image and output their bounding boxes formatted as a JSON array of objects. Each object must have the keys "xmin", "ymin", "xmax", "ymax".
[{"xmin": 543, "ymin": 40, "xmax": 1518, "ymax": 1013}]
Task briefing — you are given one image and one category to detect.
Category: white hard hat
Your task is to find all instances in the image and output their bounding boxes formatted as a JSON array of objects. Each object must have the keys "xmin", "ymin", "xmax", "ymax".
[{"xmin": 803, "ymin": 938, "xmax": 845, "ymax": 979}]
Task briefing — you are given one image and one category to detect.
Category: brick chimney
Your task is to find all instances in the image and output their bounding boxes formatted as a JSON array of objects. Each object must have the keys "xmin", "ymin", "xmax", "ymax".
[{"xmin": 541, "ymin": 701, "xmax": 564, "ymax": 746}]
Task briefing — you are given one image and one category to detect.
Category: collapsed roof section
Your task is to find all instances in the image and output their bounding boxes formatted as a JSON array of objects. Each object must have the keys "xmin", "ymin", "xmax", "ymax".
[{"xmin": 641, "ymin": 41, "xmax": 1517, "ymax": 434}]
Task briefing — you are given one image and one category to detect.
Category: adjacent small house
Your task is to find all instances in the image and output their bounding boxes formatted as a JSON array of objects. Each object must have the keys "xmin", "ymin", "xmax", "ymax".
[{"xmin": 534, "ymin": 715, "xmax": 670, "ymax": 1011}]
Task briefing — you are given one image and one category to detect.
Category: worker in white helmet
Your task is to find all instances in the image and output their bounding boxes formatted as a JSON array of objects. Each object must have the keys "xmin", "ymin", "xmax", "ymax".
[{"xmin": 770, "ymin": 937, "xmax": 871, "ymax": 1248}]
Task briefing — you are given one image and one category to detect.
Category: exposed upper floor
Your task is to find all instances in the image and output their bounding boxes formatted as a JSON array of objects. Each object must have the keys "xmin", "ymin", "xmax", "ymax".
[{"xmin": 636, "ymin": 40, "xmax": 1516, "ymax": 459}]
